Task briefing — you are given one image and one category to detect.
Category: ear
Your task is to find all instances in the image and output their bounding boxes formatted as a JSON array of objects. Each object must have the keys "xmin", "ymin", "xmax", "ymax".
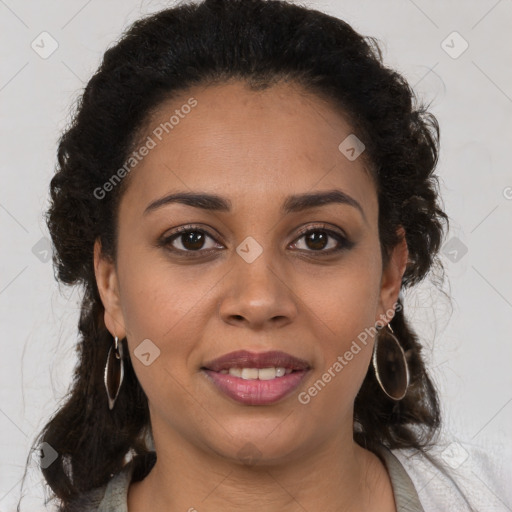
[
  {"xmin": 375, "ymin": 226, "xmax": 408, "ymax": 326},
  {"xmin": 93, "ymin": 238, "xmax": 126, "ymax": 338}
]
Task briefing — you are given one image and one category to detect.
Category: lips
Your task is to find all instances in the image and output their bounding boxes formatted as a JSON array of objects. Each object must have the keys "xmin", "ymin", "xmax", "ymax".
[
  {"xmin": 201, "ymin": 350, "xmax": 311, "ymax": 405},
  {"xmin": 202, "ymin": 350, "xmax": 311, "ymax": 372}
]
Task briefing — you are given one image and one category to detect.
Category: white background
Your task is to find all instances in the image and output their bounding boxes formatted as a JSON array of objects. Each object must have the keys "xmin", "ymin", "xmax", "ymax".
[{"xmin": 1, "ymin": 0, "xmax": 511, "ymax": 510}]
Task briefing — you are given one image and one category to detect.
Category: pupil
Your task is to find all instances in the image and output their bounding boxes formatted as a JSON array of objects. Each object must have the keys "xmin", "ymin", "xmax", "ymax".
[
  {"xmin": 183, "ymin": 231, "xmax": 204, "ymax": 250},
  {"xmin": 306, "ymin": 231, "xmax": 327, "ymax": 250}
]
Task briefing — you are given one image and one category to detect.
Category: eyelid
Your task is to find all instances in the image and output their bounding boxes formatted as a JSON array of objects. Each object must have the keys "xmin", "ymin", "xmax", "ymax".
[{"xmin": 293, "ymin": 222, "xmax": 346, "ymax": 239}]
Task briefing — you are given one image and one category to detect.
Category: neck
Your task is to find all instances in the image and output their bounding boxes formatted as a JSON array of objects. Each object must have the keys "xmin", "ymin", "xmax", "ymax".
[{"xmin": 127, "ymin": 424, "xmax": 396, "ymax": 512}]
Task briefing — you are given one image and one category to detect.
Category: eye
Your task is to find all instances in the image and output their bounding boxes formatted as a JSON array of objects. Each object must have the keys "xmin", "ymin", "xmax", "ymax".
[
  {"xmin": 290, "ymin": 224, "xmax": 352, "ymax": 255},
  {"xmin": 158, "ymin": 223, "xmax": 353, "ymax": 257},
  {"xmin": 159, "ymin": 225, "xmax": 222, "ymax": 255}
]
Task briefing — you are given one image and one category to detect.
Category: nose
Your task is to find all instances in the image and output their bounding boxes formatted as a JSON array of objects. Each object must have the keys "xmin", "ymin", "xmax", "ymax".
[{"xmin": 218, "ymin": 249, "xmax": 298, "ymax": 330}]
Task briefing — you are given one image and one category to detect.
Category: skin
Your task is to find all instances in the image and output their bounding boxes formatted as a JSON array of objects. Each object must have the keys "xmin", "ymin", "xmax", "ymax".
[{"xmin": 94, "ymin": 79, "xmax": 408, "ymax": 512}]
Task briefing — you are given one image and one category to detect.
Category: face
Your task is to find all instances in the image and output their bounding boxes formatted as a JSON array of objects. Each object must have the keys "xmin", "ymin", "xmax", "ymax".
[{"xmin": 95, "ymin": 79, "xmax": 407, "ymax": 465}]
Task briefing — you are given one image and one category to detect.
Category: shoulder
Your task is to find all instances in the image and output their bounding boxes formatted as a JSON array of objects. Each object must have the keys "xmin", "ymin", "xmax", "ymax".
[
  {"xmin": 65, "ymin": 452, "xmax": 156, "ymax": 512},
  {"xmin": 66, "ymin": 462, "xmax": 135, "ymax": 512},
  {"xmin": 386, "ymin": 435, "xmax": 512, "ymax": 512}
]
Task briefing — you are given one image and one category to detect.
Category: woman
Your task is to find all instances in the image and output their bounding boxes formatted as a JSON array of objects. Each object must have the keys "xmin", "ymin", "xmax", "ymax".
[{"xmin": 29, "ymin": 0, "xmax": 477, "ymax": 510}]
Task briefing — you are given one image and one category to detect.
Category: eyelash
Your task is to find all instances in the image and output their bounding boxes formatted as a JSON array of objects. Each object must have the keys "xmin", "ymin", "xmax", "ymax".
[{"xmin": 158, "ymin": 223, "xmax": 353, "ymax": 257}]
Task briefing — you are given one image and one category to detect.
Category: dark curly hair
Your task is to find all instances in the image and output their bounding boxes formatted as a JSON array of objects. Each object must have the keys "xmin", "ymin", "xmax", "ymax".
[{"xmin": 25, "ymin": 0, "xmax": 452, "ymax": 509}]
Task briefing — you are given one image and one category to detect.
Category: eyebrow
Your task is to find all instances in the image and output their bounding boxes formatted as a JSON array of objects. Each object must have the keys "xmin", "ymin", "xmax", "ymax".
[{"xmin": 143, "ymin": 189, "xmax": 366, "ymax": 222}]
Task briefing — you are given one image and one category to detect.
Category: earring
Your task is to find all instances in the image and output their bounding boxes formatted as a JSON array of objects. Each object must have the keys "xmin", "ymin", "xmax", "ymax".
[
  {"xmin": 372, "ymin": 323, "xmax": 410, "ymax": 400},
  {"xmin": 104, "ymin": 335, "xmax": 125, "ymax": 410}
]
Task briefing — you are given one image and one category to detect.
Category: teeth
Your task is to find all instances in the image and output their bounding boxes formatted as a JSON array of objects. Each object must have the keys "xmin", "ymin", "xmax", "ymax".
[
  {"xmin": 258, "ymin": 368, "xmax": 277, "ymax": 380},
  {"xmin": 224, "ymin": 367, "xmax": 293, "ymax": 380},
  {"xmin": 241, "ymin": 368, "xmax": 259, "ymax": 380},
  {"xmin": 275, "ymin": 367, "xmax": 287, "ymax": 377}
]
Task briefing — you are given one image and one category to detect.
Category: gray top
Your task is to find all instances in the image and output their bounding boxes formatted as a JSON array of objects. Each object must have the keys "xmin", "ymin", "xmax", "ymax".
[{"xmin": 73, "ymin": 446, "xmax": 424, "ymax": 511}]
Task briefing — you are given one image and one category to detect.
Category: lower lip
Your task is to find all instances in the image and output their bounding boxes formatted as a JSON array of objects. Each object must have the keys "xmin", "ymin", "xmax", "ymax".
[{"xmin": 202, "ymin": 369, "xmax": 309, "ymax": 405}]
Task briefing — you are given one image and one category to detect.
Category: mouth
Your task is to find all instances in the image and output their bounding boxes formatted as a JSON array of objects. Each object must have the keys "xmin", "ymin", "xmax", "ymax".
[{"xmin": 201, "ymin": 350, "xmax": 311, "ymax": 405}]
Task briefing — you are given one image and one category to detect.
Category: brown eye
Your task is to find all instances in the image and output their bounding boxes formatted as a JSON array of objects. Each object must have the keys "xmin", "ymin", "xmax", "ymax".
[
  {"xmin": 176, "ymin": 230, "xmax": 206, "ymax": 251},
  {"xmin": 158, "ymin": 223, "xmax": 353, "ymax": 258},
  {"xmin": 291, "ymin": 225, "xmax": 352, "ymax": 254},
  {"xmin": 303, "ymin": 230, "xmax": 329, "ymax": 251},
  {"xmin": 159, "ymin": 225, "xmax": 221, "ymax": 255}
]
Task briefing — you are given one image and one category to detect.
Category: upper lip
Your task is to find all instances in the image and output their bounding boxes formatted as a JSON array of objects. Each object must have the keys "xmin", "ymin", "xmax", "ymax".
[{"xmin": 202, "ymin": 350, "xmax": 311, "ymax": 372}]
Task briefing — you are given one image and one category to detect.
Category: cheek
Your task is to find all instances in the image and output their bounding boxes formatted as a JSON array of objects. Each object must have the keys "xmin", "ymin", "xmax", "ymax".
[
  {"xmin": 117, "ymin": 248, "xmax": 217, "ymax": 341},
  {"xmin": 115, "ymin": 252, "xmax": 210, "ymax": 410},
  {"xmin": 299, "ymin": 274, "xmax": 378, "ymax": 414},
  {"xmin": 298, "ymin": 249, "xmax": 382, "ymax": 338},
  {"xmin": 295, "ymin": 247, "xmax": 381, "ymax": 406}
]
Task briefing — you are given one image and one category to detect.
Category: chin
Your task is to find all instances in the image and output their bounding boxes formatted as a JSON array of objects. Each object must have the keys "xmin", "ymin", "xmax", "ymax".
[{"xmin": 205, "ymin": 418, "xmax": 308, "ymax": 467}]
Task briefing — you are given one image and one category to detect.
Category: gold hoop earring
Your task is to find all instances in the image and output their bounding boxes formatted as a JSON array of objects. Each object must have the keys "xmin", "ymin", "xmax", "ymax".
[
  {"xmin": 372, "ymin": 323, "xmax": 409, "ymax": 400},
  {"xmin": 104, "ymin": 335, "xmax": 125, "ymax": 410}
]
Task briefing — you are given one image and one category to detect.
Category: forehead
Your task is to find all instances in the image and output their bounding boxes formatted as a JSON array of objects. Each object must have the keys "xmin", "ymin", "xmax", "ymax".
[{"xmin": 119, "ymin": 80, "xmax": 377, "ymax": 221}]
